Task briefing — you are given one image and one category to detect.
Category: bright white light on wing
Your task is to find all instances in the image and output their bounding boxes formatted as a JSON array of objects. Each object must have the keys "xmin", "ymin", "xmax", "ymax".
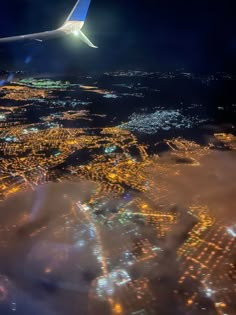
[{"xmin": 73, "ymin": 30, "xmax": 79, "ymax": 36}]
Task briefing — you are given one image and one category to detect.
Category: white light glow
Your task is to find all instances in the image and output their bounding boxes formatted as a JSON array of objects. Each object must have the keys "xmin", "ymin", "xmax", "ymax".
[
  {"xmin": 73, "ymin": 30, "xmax": 79, "ymax": 36},
  {"xmin": 205, "ymin": 288, "xmax": 214, "ymax": 298},
  {"xmin": 227, "ymin": 227, "xmax": 236, "ymax": 238}
]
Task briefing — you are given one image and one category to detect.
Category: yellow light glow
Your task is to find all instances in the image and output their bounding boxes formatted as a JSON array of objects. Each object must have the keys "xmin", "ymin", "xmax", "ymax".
[{"xmin": 113, "ymin": 303, "xmax": 122, "ymax": 314}]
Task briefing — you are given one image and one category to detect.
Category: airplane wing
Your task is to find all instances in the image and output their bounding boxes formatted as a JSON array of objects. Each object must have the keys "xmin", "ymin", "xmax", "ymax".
[
  {"xmin": 79, "ymin": 30, "xmax": 98, "ymax": 48},
  {"xmin": 0, "ymin": 0, "xmax": 98, "ymax": 48},
  {"xmin": 0, "ymin": 29, "xmax": 66, "ymax": 43}
]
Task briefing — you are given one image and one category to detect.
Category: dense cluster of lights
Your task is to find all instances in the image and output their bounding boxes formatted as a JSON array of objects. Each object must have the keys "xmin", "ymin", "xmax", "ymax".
[{"xmin": 0, "ymin": 75, "xmax": 235, "ymax": 315}]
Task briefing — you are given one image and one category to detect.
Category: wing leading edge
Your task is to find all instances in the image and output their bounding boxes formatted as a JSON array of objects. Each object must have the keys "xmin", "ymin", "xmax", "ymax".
[
  {"xmin": 0, "ymin": 0, "xmax": 97, "ymax": 48},
  {"xmin": 0, "ymin": 30, "xmax": 65, "ymax": 43}
]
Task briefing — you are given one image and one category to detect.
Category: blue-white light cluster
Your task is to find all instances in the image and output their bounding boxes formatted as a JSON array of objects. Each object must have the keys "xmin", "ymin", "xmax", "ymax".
[{"xmin": 119, "ymin": 109, "xmax": 208, "ymax": 134}]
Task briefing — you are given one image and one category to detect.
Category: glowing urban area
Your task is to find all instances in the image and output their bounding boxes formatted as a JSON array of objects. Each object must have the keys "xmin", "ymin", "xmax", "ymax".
[{"xmin": 0, "ymin": 70, "xmax": 236, "ymax": 315}]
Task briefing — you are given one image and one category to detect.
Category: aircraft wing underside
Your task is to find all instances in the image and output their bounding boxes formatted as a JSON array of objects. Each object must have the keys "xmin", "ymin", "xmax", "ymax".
[{"xmin": 0, "ymin": 29, "xmax": 66, "ymax": 43}]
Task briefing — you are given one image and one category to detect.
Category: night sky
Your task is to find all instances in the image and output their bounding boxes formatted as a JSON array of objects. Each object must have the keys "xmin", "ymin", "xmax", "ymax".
[{"xmin": 0, "ymin": 0, "xmax": 235, "ymax": 73}]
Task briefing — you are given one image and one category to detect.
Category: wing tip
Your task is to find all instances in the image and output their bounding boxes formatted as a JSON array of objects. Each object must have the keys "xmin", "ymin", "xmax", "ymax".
[{"xmin": 79, "ymin": 31, "xmax": 98, "ymax": 49}]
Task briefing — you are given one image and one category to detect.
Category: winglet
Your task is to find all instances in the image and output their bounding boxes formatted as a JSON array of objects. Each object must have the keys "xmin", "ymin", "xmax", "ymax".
[
  {"xmin": 66, "ymin": 0, "xmax": 92, "ymax": 22},
  {"xmin": 79, "ymin": 30, "xmax": 98, "ymax": 48},
  {"xmin": 60, "ymin": 0, "xmax": 98, "ymax": 49}
]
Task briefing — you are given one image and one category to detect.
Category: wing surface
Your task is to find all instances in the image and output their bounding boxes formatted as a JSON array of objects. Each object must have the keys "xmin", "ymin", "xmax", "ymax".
[{"xmin": 0, "ymin": 29, "xmax": 65, "ymax": 43}]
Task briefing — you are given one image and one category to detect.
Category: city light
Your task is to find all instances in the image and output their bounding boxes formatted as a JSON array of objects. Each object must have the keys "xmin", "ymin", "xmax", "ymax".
[
  {"xmin": 226, "ymin": 227, "xmax": 236, "ymax": 238},
  {"xmin": 0, "ymin": 75, "xmax": 235, "ymax": 315}
]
